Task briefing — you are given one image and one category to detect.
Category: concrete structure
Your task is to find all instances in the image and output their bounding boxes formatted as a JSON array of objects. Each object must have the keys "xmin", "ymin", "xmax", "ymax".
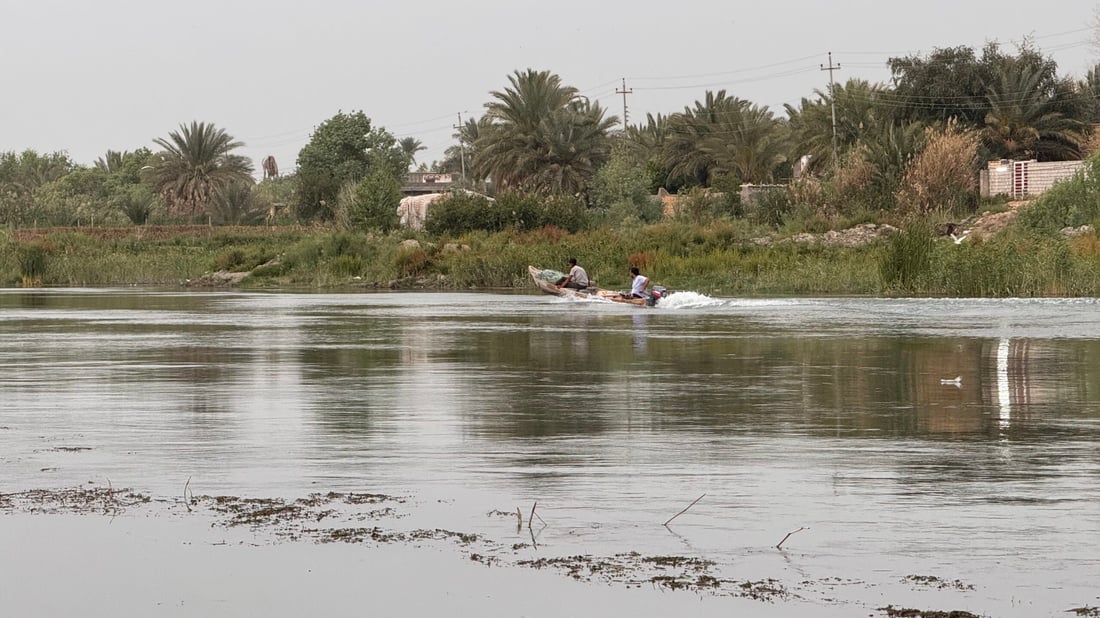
[
  {"xmin": 739, "ymin": 183, "xmax": 787, "ymax": 209},
  {"xmin": 981, "ymin": 159, "xmax": 1084, "ymax": 199},
  {"xmin": 402, "ymin": 172, "xmax": 455, "ymax": 196}
]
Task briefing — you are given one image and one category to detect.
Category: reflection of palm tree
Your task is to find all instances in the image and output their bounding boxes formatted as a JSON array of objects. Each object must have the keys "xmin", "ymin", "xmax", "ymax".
[{"xmin": 146, "ymin": 122, "xmax": 254, "ymax": 219}]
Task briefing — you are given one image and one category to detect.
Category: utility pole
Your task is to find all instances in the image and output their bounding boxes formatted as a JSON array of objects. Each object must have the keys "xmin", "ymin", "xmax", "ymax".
[
  {"xmin": 820, "ymin": 52, "xmax": 841, "ymax": 164},
  {"xmin": 616, "ymin": 78, "xmax": 633, "ymax": 128},
  {"xmin": 454, "ymin": 112, "xmax": 467, "ymax": 182}
]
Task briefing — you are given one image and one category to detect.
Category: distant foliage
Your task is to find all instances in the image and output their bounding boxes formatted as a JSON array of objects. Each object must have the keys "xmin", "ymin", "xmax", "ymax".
[
  {"xmin": 591, "ymin": 141, "xmax": 657, "ymax": 222},
  {"xmin": 673, "ymin": 187, "xmax": 727, "ymax": 224},
  {"xmin": 295, "ymin": 111, "xmax": 406, "ymax": 221}
]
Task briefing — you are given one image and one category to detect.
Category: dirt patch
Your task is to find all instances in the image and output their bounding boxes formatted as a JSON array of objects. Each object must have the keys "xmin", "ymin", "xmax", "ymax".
[
  {"xmin": 964, "ymin": 201, "xmax": 1029, "ymax": 239},
  {"xmin": 753, "ymin": 223, "xmax": 899, "ymax": 247}
]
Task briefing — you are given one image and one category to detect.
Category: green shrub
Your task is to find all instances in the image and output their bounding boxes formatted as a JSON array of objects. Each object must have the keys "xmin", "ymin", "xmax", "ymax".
[
  {"xmin": 395, "ymin": 247, "xmax": 430, "ymax": 276},
  {"xmin": 424, "ymin": 192, "xmax": 501, "ymax": 235},
  {"xmin": 1017, "ymin": 156, "xmax": 1100, "ymax": 234},
  {"xmin": 750, "ymin": 189, "xmax": 793, "ymax": 229},
  {"xmin": 425, "ymin": 192, "xmax": 587, "ymax": 235}
]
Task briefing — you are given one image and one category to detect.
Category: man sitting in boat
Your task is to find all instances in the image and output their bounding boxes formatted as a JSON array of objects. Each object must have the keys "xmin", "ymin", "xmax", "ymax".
[
  {"xmin": 619, "ymin": 267, "xmax": 650, "ymax": 300},
  {"xmin": 556, "ymin": 258, "xmax": 589, "ymax": 290}
]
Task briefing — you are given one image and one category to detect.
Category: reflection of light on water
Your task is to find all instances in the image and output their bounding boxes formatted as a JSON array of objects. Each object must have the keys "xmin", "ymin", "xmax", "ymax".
[{"xmin": 997, "ymin": 338, "xmax": 1011, "ymax": 428}]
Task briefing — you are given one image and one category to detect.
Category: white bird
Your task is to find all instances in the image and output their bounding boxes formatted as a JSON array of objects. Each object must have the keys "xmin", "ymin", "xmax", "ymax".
[
  {"xmin": 940, "ymin": 376, "xmax": 962, "ymax": 387},
  {"xmin": 950, "ymin": 230, "xmax": 971, "ymax": 245}
]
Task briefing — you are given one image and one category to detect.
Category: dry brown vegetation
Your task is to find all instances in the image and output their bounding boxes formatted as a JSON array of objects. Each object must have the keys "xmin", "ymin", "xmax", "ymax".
[{"xmin": 895, "ymin": 120, "xmax": 980, "ymax": 216}]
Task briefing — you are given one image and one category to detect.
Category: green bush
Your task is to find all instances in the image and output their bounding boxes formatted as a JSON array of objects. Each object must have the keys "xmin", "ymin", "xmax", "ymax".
[
  {"xmin": 424, "ymin": 193, "xmax": 501, "ymax": 235},
  {"xmin": 214, "ymin": 246, "xmax": 275, "ymax": 272},
  {"xmin": 1017, "ymin": 156, "xmax": 1100, "ymax": 234},
  {"xmin": 350, "ymin": 169, "xmax": 402, "ymax": 232},
  {"xmin": 750, "ymin": 189, "xmax": 793, "ymax": 229},
  {"xmin": 424, "ymin": 192, "xmax": 587, "ymax": 235}
]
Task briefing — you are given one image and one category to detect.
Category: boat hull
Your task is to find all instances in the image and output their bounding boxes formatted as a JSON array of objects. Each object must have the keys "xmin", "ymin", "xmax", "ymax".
[{"xmin": 527, "ymin": 265, "xmax": 647, "ymax": 306}]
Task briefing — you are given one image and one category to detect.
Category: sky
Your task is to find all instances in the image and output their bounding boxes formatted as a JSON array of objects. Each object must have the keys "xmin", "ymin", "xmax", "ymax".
[{"xmin": 1, "ymin": 0, "xmax": 1096, "ymax": 176}]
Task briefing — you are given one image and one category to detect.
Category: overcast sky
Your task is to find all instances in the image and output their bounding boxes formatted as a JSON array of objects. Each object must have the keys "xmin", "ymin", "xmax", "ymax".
[{"xmin": 1, "ymin": 0, "xmax": 1095, "ymax": 175}]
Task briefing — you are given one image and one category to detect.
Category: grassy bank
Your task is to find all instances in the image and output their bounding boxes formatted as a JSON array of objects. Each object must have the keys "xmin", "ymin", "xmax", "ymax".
[{"xmin": 1, "ymin": 219, "xmax": 1098, "ymax": 297}]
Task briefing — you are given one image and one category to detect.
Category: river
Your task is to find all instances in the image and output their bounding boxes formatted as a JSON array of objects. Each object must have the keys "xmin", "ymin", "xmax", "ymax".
[{"xmin": 1, "ymin": 289, "xmax": 1098, "ymax": 617}]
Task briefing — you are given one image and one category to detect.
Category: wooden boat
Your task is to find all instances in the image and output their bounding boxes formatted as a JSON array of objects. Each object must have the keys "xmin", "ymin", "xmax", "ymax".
[{"xmin": 528, "ymin": 265, "xmax": 666, "ymax": 307}]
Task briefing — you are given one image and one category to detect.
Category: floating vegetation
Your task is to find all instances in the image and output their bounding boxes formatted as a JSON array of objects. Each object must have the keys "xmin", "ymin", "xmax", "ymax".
[
  {"xmin": 879, "ymin": 607, "xmax": 983, "ymax": 618},
  {"xmin": 0, "ymin": 486, "xmax": 150, "ymax": 515},
  {"xmin": 903, "ymin": 575, "xmax": 975, "ymax": 591},
  {"xmin": 1, "ymin": 484, "xmax": 998, "ymax": 612}
]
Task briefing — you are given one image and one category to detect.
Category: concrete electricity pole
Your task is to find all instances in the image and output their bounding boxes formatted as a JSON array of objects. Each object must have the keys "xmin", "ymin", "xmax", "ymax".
[
  {"xmin": 820, "ymin": 52, "xmax": 842, "ymax": 164},
  {"xmin": 616, "ymin": 78, "xmax": 633, "ymax": 128},
  {"xmin": 454, "ymin": 112, "xmax": 467, "ymax": 182}
]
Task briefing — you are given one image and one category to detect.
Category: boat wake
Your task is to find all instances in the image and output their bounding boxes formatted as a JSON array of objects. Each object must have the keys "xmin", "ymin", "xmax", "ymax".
[{"xmin": 655, "ymin": 291, "xmax": 724, "ymax": 309}]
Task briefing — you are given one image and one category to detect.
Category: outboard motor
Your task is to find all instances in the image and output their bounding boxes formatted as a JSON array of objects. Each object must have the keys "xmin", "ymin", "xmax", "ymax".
[{"xmin": 646, "ymin": 286, "xmax": 668, "ymax": 307}]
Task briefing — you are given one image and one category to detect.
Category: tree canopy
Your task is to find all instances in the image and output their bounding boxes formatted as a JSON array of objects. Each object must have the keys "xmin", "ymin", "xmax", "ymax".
[{"xmin": 295, "ymin": 111, "xmax": 406, "ymax": 221}]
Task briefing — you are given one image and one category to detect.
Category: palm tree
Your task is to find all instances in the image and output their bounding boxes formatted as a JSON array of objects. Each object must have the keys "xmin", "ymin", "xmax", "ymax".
[
  {"xmin": 982, "ymin": 66, "xmax": 1087, "ymax": 161},
  {"xmin": 703, "ymin": 105, "xmax": 789, "ymax": 183},
  {"xmin": 146, "ymin": 121, "xmax": 254, "ymax": 219},
  {"xmin": 473, "ymin": 69, "xmax": 618, "ymax": 195},
  {"xmin": 661, "ymin": 90, "xmax": 789, "ymax": 186},
  {"xmin": 398, "ymin": 137, "xmax": 426, "ymax": 167},
  {"xmin": 785, "ymin": 79, "xmax": 887, "ymax": 172},
  {"xmin": 94, "ymin": 150, "xmax": 126, "ymax": 174}
]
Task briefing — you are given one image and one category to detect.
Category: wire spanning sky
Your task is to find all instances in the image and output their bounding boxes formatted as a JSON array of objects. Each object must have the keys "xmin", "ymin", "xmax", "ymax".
[{"xmin": 1, "ymin": 0, "xmax": 1095, "ymax": 175}]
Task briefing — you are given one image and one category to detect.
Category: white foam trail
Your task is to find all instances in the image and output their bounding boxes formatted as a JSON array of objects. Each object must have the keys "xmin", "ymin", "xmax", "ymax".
[{"xmin": 656, "ymin": 291, "xmax": 724, "ymax": 309}]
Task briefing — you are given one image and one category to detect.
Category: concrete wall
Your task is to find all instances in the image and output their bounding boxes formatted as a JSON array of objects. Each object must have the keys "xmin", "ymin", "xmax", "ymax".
[{"xmin": 982, "ymin": 160, "xmax": 1084, "ymax": 198}]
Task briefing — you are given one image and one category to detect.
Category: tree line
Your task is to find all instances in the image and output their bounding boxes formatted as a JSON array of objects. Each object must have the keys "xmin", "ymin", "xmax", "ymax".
[{"xmin": 3, "ymin": 41, "xmax": 1098, "ymax": 231}]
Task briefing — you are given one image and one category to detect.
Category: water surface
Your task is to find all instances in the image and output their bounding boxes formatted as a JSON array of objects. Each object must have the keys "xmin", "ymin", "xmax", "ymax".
[{"xmin": 2, "ymin": 289, "xmax": 1098, "ymax": 616}]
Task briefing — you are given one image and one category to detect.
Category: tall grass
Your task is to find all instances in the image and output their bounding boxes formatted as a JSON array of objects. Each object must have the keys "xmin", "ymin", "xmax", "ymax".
[{"xmin": 880, "ymin": 222, "xmax": 935, "ymax": 292}]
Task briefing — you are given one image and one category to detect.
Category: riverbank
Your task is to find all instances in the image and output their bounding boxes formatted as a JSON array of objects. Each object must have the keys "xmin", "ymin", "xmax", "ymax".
[{"xmin": 2, "ymin": 217, "xmax": 1099, "ymax": 296}]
